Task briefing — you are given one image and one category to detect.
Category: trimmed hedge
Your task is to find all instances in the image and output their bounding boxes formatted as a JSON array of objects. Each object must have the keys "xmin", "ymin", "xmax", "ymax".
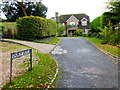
[
  {"xmin": 1, "ymin": 22, "xmax": 17, "ymax": 38},
  {"xmin": 16, "ymin": 16, "xmax": 57, "ymax": 40}
]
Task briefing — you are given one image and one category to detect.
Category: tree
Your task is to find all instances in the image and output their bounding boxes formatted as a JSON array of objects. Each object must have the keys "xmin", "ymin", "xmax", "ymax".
[
  {"xmin": 106, "ymin": 0, "xmax": 120, "ymax": 23},
  {"xmin": 2, "ymin": 1, "xmax": 47, "ymax": 22},
  {"xmin": 17, "ymin": 1, "xmax": 27, "ymax": 16},
  {"xmin": 90, "ymin": 16, "xmax": 102, "ymax": 33}
]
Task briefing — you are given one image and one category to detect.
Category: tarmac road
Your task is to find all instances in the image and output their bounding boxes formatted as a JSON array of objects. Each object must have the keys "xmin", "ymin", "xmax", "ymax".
[{"xmin": 51, "ymin": 37, "xmax": 118, "ymax": 88}]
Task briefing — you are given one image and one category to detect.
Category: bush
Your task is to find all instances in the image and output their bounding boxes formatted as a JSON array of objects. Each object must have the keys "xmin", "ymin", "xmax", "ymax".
[
  {"xmin": 1, "ymin": 22, "xmax": 17, "ymax": 38},
  {"xmin": 74, "ymin": 29, "xmax": 82, "ymax": 36},
  {"xmin": 16, "ymin": 16, "xmax": 57, "ymax": 40},
  {"xmin": 99, "ymin": 22, "xmax": 120, "ymax": 45},
  {"xmin": 60, "ymin": 34, "xmax": 67, "ymax": 37},
  {"xmin": 109, "ymin": 29, "xmax": 120, "ymax": 45},
  {"xmin": 0, "ymin": 25, "xmax": 5, "ymax": 35},
  {"xmin": 87, "ymin": 30, "xmax": 92, "ymax": 37},
  {"xmin": 57, "ymin": 24, "xmax": 65, "ymax": 36}
]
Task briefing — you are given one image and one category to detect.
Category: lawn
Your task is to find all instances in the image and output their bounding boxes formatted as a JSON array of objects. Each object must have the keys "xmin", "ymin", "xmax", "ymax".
[
  {"xmin": 1, "ymin": 41, "xmax": 58, "ymax": 89},
  {"xmin": 28, "ymin": 37, "xmax": 60, "ymax": 45},
  {"xmin": 84, "ymin": 37, "xmax": 120, "ymax": 57}
]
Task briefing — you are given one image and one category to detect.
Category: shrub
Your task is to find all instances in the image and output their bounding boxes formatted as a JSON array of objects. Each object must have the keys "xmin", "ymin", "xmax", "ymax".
[
  {"xmin": 16, "ymin": 16, "xmax": 57, "ymax": 40},
  {"xmin": 87, "ymin": 30, "xmax": 92, "ymax": 37},
  {"xmin": 0, "ymin": 22, "xmax": 17, "ymax": 38},
  {"xmin": 99, "ymin": 22, "xmax": 120, "ymax": 45},
  {"xmin": 74, "ymin": 29, "xmax": 82, "ymax": 36},
  {"xmin": 57, "ymin": 24, "xmax": 65, "ymax": 36}
]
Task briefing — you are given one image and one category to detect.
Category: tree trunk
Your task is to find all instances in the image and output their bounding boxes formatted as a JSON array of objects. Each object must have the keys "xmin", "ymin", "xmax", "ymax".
[{"xmin": 18, "ymin": 2, "xmax": 27, "ymax": 16}]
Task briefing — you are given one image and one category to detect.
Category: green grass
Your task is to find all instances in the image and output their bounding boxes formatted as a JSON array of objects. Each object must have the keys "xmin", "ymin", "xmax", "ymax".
[
  {"xmin": 26, "ymin": 37, "xmax": 60, "ymax": 45},
  {"xmin": 83, "ymin": 37, "xmax": 120, "ymax": 57},
  {"xmin": 2, "ymin": 41, "xmax": 30, "ymax": 52},
  {"xmin": 49, "ymin": 37, "xmax": 60, "ymax": 45},
  {"xmin": 2, "ymin": 41, "xmax": 58, "ymax": 89},
  {"xmin": 2, "ymin": 53, "xmax": 58, "ymax": 89}
]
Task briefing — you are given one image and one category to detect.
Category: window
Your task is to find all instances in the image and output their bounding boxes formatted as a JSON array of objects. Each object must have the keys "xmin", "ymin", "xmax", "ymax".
[
  {"xmin": 70, "ymin": 22, "xmax": 75, "ymax": 26},
  {"xmin": 81, "ymin": 21, "xmax": 87, "ymax": 26}
]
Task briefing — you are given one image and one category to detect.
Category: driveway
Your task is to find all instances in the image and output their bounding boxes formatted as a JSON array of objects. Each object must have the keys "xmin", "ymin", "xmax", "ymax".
[{"xmin": 51, "ymin": 37, "xmax": 118, "ymax": 88}]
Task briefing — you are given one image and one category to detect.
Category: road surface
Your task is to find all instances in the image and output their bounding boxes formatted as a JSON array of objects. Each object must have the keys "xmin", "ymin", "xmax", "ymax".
[{"xmin": 51, "ymin": 37, "xmax": 118, "ymax": 88}]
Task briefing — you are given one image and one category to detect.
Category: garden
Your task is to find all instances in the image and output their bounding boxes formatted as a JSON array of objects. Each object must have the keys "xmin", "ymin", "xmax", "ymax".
[{"xmin": 1, "ymin": 40, "xmax": 58, "ymax": 89}]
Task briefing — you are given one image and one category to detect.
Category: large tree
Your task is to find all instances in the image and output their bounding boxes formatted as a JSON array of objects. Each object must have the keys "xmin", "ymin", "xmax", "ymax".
[
  {"xmin": 106, "ymin": 0, "xmax": 120, "ymax": 23},
  {"xmin": 2, "ymin": 1, "xmax": 47, "ymax": 22}
]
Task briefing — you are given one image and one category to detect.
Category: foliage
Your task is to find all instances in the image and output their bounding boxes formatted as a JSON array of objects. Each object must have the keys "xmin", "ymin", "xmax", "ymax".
[
  {"xmin": 99, "ymin": 22, "xmax": 120, "ymax": 45},
  {"xmin": 2, "ymin": 2, "xmax": 47, "ymax": 22},
  {"xmin": 90, "ymin": 16, "xmax": 102, "ymax": 33},
  {"xmin": 2, "ymin": 53, "xmax": 57, "ymax": 88},
  {"xmin": 106, "ymin": 0, "xmax": 120, "ymax": 23},
  {"xmin": 59, "ymin": 34, "xmax": 67, "ymax": 37},
  {"xmin": 67, "ymin": 25, "xmax": 76, "ymax": 29},
  {"xmin": 84, "ymin": 37, "xmax": 120, "ymax": 57},
  {"xmin": 0, "ymin": 18, "xmax": 7, "ymax": 22},
  {"xmin": 87, "ymin": 0, "xmax": 120, "ymax": 51},
  {"xmin": 27, "ymin": 37, "xmax": 60, "ymax": 45},
  {"xmin": 90, "ymin": 10, "xmax": 120, "ymax": 40},
  {"xmin": 56, "ymin": 24, "xmax": 65, "ymax": 36},
  {"xmin": 16, "ymin": 16, "xmax": 57, "ymax": 40},
  {"xmin": 86, "ymin": 31, "xmax": 92, "ymax": 37},
  {"xmin": 74, "ymin": 28, "xmax": 82, "ymax": 36},
  {"xmin": 101, "ymin": 12, "xmax": 119, "ymax": 29},
  {"xmin": 0, "ymin": 24, "xmax": 5, "ymax": 36},
  {"xmin": 0, "ymin": 22, "xmax": 17, "ymax": 38}
]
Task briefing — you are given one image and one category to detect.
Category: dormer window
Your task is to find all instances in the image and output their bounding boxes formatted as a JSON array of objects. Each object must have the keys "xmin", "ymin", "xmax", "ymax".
[
  {"xmin": 81, "ymin": 17, "xmax": 88, "ymax": 26},
  {"xmin": 81, "ymin": 21, "xmax": 87, "ymax": 26}
]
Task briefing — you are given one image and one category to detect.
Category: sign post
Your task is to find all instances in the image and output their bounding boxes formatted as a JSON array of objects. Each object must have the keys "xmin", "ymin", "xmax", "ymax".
[
  {"xmin": 10, "ymin": 49, "xmax": 32, "ymax": 83},
  {"xmin": 29, "ymin": 52, "xmax": 32, "ymax": 71}
]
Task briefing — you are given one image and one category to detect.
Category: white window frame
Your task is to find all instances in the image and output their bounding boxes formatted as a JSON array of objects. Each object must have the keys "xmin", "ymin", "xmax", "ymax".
[
  {"xmin": 70, "ymin": 22, "xmax": 75, "ymax": 26},
  {"xmin": 81, "ymin": 21, "xmax": 87, "ymax": 26}
]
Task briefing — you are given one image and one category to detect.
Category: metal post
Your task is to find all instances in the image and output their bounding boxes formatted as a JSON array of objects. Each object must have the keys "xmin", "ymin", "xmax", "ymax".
[
  {"xmin": 10, "ymin": 53, "xmax": 12, "ymax": 83},
  {"xmin": 29, "ymin": 49, "xmax": 32, "ymax": 70}
]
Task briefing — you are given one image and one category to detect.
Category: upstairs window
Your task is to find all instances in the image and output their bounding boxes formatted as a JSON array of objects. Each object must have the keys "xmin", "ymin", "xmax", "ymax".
[
  {"xmin": 81, "ymin": 21, "xmax": 87, "ymax": 26},
  {"xmin": 70, "ymin": 22, "xmax": 75, "ymax": 26}
]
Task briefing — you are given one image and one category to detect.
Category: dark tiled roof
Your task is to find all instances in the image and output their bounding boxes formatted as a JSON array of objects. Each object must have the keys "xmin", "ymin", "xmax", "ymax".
[{"xmin": 59, "ymin": 13, "xmax": 90, "ymax": 23}]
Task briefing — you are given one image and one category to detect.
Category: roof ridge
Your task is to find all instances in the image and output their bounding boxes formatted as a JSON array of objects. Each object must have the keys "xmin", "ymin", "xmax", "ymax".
[{"xmin": 60, "ymin": 13, "xmax": 87, "ymax": 16}]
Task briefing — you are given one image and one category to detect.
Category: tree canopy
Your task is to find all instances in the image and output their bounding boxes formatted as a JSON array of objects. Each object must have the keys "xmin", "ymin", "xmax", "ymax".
[
  {"xmin": 106, "ymin": 0, "xmax": 120, "ymax": 23},
  {"xmin": 2, "ymin": 1, "xmax": 47, "ymax": 22},
  {"xmin": 90, "ymin": 0, "xmax": 120, "ymax": 45}
]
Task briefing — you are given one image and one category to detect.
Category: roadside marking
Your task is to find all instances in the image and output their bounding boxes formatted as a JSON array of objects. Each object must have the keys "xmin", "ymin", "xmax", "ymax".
[{"xmin": 51, "ymin": 45, "xmax": 67, "ymax": 55}]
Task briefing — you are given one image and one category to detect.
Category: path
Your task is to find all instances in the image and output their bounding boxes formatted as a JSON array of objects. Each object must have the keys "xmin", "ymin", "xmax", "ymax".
[
  {"xmin": 3, "ymin": 39, "xmax": 55, "ymax": 53},
  {"xmin": 52, "ymin": 37, "xmax": 118, "ymax": 88}
]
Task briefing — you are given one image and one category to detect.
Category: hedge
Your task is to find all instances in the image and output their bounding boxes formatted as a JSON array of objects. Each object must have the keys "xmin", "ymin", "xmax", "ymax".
[
  {"xmin": 1, "ymin": 22, "xmax": 17, "ymax": 38},
  {"xmin": 16, "ymin": 16, "xmax": 57, "ymax": 40}
]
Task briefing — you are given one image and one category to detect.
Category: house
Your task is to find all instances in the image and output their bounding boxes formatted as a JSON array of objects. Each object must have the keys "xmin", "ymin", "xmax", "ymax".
[{"xmin": 59, "ymin": 13, "xmax": 90, "ymax": 36}]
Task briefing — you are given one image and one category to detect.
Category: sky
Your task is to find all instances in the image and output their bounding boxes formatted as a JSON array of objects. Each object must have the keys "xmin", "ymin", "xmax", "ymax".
[
  {"xmin": 1, "ymin": 0, "xmax": 109, "ymax": 21},
  {"xmin": 42, "ymin": 0, "xmax": 109, "ymax": 21}
]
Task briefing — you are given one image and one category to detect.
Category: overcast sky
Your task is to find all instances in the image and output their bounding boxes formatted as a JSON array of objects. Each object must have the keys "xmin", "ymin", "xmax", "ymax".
[
  {"xmin": 42, "ymin": 0, "xmax": 109, "ymax": 21},
  {"xmin": 1, "ymin": 0, "xmax": 109, "ymax": 21}
]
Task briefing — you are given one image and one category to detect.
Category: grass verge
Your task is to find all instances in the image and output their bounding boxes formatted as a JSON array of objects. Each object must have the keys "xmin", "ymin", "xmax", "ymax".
[
  {"xmin": 2, "ymin": 41, "xmax": 58, "ymax": 89},
  {"xmin": 23, "ymin": 37, "xmax": 60, "ymax": 45},
  {"xmin": 2, "ymin": 53, "xmax": 58, "ymax": 89},
  {"xmin": 83, "ymin": 37, "xmax": 120, "ymax": 57}
]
